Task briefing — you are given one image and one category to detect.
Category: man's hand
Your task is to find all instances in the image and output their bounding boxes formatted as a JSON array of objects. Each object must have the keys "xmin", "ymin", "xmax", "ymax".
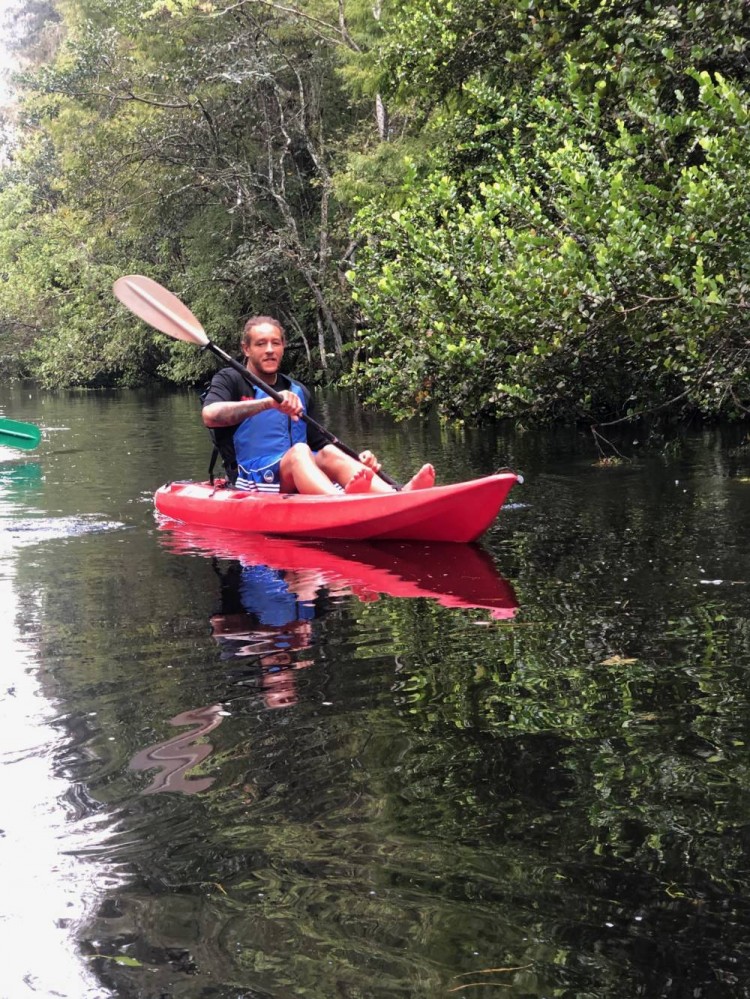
[
  {"xmin": 358, "ymin": 449, "xmax": 382, "ymax": 473},
  {"xmin": 276, "ymin": 390, "xmax": 304, "ymax": 420}
]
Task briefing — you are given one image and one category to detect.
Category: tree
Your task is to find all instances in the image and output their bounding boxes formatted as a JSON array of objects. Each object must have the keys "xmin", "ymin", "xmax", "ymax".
[{"xmin": 1, "ymin": 0, "xmax": 385, "ymax": 387}]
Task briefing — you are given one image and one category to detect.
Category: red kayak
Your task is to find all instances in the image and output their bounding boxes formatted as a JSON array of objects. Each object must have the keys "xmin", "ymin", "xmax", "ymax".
[
  {"xmin": 157, "ymin": 523, "xmax": 519, "ymax": 619},
  {"xmin": 154, "ymin": 473, "xmax": 518, "ymax": 543}
]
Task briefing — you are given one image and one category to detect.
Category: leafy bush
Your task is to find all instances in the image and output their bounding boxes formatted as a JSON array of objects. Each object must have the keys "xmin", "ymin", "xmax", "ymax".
[{"xmin": 346, "ymin": 71, "xmax": 750, "ymax": 423}]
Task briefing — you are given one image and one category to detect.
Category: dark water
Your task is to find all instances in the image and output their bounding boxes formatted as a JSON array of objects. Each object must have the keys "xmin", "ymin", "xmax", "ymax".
[{"xmin": 2, "ymin": 382, "xmax": 750, "ymax": 999}]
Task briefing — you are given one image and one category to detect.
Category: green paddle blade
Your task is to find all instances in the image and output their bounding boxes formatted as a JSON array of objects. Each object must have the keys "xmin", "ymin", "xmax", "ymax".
[{"xmin": 0, "ymin": 418, "xmax": 42, "ymax": 451}]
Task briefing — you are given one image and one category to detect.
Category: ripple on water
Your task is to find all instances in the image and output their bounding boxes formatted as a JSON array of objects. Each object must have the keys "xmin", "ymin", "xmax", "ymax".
[{"xmin": 1, "ymin": 515, "xmax": 126, "ymax": 546}]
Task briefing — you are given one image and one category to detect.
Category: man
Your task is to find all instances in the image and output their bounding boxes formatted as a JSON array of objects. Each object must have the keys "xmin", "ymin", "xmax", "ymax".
[{"xmin": 201, "ymin": 315, "xmax": 435, "ymax": 495}]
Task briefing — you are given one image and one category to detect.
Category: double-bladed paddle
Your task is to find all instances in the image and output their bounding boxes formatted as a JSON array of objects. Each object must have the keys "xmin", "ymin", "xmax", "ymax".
[
  {"xmin": 112, "ymin": 275, "xmax": 402, "ymax": 489},
  {"xmin": 0, "ymin": 418, "xmax": 42, "ymax": 451}
]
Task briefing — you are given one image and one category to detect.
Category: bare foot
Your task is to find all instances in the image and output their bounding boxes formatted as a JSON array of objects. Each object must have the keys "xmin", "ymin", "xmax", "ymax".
[
  {"xmin": 402, "ymin": 463, "xmax": 436, "ymax": 491},
  {"xmin": 344, "ymin": 466, "xmax": 374, "ymax": 494}
]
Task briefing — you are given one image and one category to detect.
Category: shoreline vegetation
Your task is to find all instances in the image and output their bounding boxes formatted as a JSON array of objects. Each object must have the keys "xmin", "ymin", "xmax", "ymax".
[{"xmin": 0, "ymin": 0, "xmax": 748, "ymax": 429}]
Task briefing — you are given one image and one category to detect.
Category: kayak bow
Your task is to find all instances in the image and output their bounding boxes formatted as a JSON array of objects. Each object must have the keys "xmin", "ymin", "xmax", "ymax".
[{"xmin": 154, "ymin": 473, "xmax": 518, "ymax": 543}]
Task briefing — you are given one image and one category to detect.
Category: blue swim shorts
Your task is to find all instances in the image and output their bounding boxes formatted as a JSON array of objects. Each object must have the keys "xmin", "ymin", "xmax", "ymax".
[{"xmin": 236, "ymin": 455, "xmax": 283, "ymax": 493}]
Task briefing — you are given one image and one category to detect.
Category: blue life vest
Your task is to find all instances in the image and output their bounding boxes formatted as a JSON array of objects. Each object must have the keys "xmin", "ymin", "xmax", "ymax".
[{"xmin": 232, "ymin": 379, "xmax": 308, "ymax": 467}]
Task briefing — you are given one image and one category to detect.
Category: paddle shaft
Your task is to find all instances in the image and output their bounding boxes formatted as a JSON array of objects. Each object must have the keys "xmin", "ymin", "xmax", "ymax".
[{"xmin": 205, "ymin": 342, "xmax": 402, "ymax": 490}]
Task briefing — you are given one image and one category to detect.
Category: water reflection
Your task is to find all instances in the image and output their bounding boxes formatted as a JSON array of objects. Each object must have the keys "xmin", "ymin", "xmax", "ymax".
[
  {"xmin": 127, "ymin": 528, "xmax": 518, "ymax": 796},
  {"xmin": 157, "ymin": 521, "xmax": 519, "ymax": 620},
  {"xmin": 210, "ymin": 551, "xmax": 335, "ymax": 711},
  {"xmin": 130, "ymin": 704, "xmax": 226, "ymax": 794},
  {"xmin": 0, "ymin": 558, "xmax": 110, "ymax": 999},
  {"xmin": 11, "ymin": 384, "xmax": 750, "ymax": 998},
  {"xmin": 0, "ymin": 458, "xmax": 43, "ymax": 494},
  {"xmin": 212, "ymin": 612, "xmax": 317, "ymax": 711},
  {"xmin": 127, "ymin": 560, "xmax": 326, "ymax": 794}
]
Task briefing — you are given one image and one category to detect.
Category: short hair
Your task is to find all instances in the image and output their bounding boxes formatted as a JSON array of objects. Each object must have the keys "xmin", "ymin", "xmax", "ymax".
[{"xmin": 242, "ymin": 316, "xmax": 285, "ymax": 347}]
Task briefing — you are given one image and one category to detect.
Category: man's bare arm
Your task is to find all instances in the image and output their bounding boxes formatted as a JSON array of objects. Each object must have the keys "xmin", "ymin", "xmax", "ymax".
[
  {"xmin": 202, "ymin": 398, "xmax": 273, "ymax": 428},
  {"xmin": 202, "ymin": 390, "xmax": 303, "ymax": 428}
]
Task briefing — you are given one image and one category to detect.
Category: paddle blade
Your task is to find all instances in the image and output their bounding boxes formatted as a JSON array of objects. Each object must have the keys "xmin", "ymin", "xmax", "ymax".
[
  {"xmin": 113, "ymin": 275, "xmax": 209, "ymax": 346},
  {"xmin": 0, "ymin": 418, "xmax": 41, "ymax": 451}
]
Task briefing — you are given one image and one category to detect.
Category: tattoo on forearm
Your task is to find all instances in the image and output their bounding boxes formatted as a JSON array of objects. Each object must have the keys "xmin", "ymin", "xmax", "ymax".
[{"xmin": 206, "ymin": 399, "xmax": 271, "ymax": 427}]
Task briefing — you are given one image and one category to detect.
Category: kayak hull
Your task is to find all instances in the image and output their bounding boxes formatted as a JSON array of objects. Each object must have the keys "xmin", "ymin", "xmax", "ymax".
[{"xmin": 154, "ymin": 473, "xmax": 518, "ymax": 543}]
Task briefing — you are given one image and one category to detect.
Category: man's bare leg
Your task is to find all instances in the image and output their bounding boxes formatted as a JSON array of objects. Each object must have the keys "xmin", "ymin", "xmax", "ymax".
[
  {"xmin": 316, "ymin": 446, "xmax": 435, "ymax": 493},
  {"xmin": 280, "ymin": 443, "xmax": 341, "ymax": 494},
  {"xmin": 315, "ymin": 445, "xmax": 382, "ymax": 492}
]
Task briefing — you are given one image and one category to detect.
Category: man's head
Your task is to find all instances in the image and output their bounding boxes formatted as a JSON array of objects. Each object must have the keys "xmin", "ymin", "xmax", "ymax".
[{"xmin": 241, "ymin": 316, "xmax": 286, "ymax": 379}]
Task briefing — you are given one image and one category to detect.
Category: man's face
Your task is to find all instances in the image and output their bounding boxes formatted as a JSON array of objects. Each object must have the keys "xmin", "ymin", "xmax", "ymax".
[{"xmin": 243, "ymin": 322, "xmax": 285, "ymax": 378}]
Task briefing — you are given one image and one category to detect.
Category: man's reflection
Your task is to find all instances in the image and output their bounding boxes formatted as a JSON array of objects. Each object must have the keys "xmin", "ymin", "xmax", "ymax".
[
  {"xmin": 130, "ymin": 560, "xmax": 324, "ymax": 794},
  {"xmin": 210, "ymin": 560, "xmax": 330, "ymax": 710}
]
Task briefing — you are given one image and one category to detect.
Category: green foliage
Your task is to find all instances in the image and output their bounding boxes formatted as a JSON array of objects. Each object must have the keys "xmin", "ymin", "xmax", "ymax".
[
  {"xmin": 380, "ymin": 0, "xmax": 750, "ymax": 105},
  {"xmin": 346, "ymin": 68, "xmax": 750, "ymax": 423},
  {"xmin": 339, "ymin": 0, "xmax": 750, "ymax": 423},
  {"xmin": 1, "ymin": 0, "xmax": 749, "ymax": 424},
  {"xmin": 0, "ymin": 180, "xmax": 143, "ymax": 385},
  {"xmin": 0, "ymin": 0, "xmax": 380, "ymax": 388}
]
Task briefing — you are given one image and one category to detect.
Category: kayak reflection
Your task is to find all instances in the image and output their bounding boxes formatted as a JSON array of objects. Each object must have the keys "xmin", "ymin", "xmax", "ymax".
[
  {"xmin": 200, "ymin": 527, "xmax": 519, "ymax": 712},
  {"xmin": 157, "ymin": 523, "xmax": 519, "ymax": 620},
  {"xmin": 0, "ymin": 461, "xmax": 43, "ymax": 529}
]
